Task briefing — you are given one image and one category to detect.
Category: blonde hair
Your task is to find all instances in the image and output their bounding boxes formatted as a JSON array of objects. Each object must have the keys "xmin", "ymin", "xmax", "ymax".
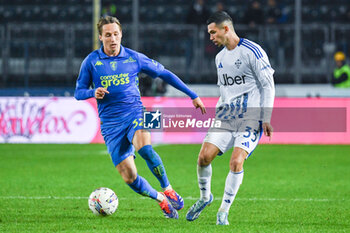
[{"xmin": 97, "ymin": 16, "xmax": 122, "ymax": 35}]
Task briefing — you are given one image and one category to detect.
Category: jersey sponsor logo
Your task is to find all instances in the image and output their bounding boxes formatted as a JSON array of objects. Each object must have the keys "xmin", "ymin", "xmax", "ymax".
[
  {"xmin": 220, "ymin": 74, "xmax": 246, "ymax": 86},
  {"xmin": 218, "ymin": 62, "xmax": 223, "ymax": 68},
  {"xmin": 109, "ymin": 61, "xmax": 117, "ymax": 71},
  {"xmin": 123, "ymin": 56, "xmax": 137, "ymax": 63},
  {"xmin": 144, "ymin": 110, "xmax": 161, "ymax": 129},
  {"xmin": 95, "ymin": 61, "xmax": 103, "ymax": 66},
  {"xmin": 99, "ymin": 73, "xmax": 130, "ymax": 88},
  {"xmin": 235, "ymin": 59, "xmax": 242, "ymax": 69}
]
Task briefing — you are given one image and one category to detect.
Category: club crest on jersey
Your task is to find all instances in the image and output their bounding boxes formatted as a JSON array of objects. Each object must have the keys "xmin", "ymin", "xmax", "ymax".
[
  {"xmin": 235, "ymin": 59, "xmax": 242, "ymax": 69},
  {"xmin": 110, "ymin": 61, "xmax": 117, "ymax": 71}
]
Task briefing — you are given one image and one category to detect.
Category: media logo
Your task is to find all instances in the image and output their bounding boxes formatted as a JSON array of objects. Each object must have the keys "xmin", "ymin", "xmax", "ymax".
[{"xmin": 143, "ymin": 110, "xmax": 161, "ymax": 129}]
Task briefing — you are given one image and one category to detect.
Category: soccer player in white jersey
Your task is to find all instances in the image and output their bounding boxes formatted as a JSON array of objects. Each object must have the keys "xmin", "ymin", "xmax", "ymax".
[{"xmin": 186, "ymin": 11, "xmax": 275, "ymax": 225}]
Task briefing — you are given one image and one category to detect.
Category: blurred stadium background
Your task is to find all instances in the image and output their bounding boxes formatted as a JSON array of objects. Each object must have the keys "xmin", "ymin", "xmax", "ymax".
[{"xmin": 0, "ymin": 0, "xmax": 350, "ymax": 97}]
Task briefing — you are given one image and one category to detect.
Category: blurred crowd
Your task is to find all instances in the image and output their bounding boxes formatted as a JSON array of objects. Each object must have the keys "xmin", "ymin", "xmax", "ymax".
[{"xmin": 1, "ymin": 0, "xmax": 350, "ymax": 92}]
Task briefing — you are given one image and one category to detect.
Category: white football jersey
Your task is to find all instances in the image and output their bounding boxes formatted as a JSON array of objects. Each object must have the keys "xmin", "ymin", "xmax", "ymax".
[{"xmin": 215, "ymin": 38, "xmax": 275, "ymax": 122}]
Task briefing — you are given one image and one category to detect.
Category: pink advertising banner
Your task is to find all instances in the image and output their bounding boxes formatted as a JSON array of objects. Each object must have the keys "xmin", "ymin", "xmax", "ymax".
[
  {"xmin": 0, "ymin": 97, "xmax": 100, "ymax": 143},
  {"xmin": 1, "ymin": 97, "xmax": 349, "ymax": 144}
]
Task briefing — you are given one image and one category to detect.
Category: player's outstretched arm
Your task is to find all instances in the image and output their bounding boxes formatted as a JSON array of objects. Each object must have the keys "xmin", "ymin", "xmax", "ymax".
[
  {"xmin": 262, "ymin": 122, "xmax": 273, "ymax": 141},
  {"xmin": 158, "ymin": 69, "xmax": 196, "ymax": 98},
  {"xmin": 192, "ymin": 97, "xmax": 206, "ymax": 114},
  {"xmin": 157, "ymin": 69, "xmax": 206, "ymax": 114},
  {"xmin": 138, "ymin": 53, "xmax": 206, "ymax": 114}
]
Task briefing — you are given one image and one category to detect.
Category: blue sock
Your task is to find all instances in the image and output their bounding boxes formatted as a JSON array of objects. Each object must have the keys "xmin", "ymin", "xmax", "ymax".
[
  {"xmin": 127, "ymin": 175, "xmax": 158, "ymax": 200},
  {"xmin": 138, "ymin": 145, "xmax": 170, "ymax": 189}
]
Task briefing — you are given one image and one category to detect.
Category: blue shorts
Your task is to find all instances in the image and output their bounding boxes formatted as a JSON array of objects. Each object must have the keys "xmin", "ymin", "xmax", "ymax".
[{"xmin": 100, "ymin": 108, "xmax": 144, "ymax": 166}]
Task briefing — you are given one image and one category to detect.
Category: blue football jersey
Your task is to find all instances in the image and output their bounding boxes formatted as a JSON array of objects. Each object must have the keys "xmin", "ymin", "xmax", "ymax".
[{"xmin": 75, "ymin": 45, "xmax": 165, "ymax": 119}]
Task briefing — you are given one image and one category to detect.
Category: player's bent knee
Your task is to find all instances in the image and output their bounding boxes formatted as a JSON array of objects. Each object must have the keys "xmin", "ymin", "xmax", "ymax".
[
  {"xmin": 230, "ymin": 158, "xmax": 244, "ymax": 172},
  {"xmin": 117, "ymin": 165, "xmax": 138, "ymax": 184},
  {"xmin": 198, "ymin": 153, "xmax": 212, "ymax": 166},
  {"xmin": 198, "ymin": 142, "xmax": 220, "ymax": 166},
  {"xmin": 122, "ymin": 172, "xmax": 137, "ymax": 184},
  {"xmin": 132, "ymin": 130, "xmax": 151, "ymax": 151}
]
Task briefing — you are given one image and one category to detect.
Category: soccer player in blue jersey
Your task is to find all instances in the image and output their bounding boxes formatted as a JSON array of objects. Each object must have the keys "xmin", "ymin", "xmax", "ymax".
[{"xmin": 75, "ymin": 16, "xmax": 206, "ymax": 219}]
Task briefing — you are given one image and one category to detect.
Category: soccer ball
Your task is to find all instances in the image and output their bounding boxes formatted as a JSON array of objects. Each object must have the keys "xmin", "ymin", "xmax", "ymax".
[{"xmin": 88, "ymin": 187, "xmax": 119, "ymax": 216}]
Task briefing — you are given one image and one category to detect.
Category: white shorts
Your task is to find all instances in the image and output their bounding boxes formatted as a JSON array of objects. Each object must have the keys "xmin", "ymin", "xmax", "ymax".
[{"xmin": 203, "ymin": 119, "xmax": 262, "ymax": 158}]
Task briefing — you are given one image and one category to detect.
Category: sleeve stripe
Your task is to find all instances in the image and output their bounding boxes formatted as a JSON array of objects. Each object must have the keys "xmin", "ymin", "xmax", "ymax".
[
  {"xmin": 241, "ymin": 42, "xmax": 260, "ymax": 59},
  {"xmin": 243, "ymin": 40, "xmax": 263, "ymax": 58},
  {"xmin": 242, "ymin": 41, "xmax": 263, "ymax": 59}
]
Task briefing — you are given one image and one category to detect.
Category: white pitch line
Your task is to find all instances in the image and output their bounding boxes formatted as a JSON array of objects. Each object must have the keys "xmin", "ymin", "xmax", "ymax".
[
  {"xmin": 0, "ymin": 196, "xmax": 339, "ymax": 202},
  {"xmin": 185, "ymin": 197, "xmax": 333, "ymax": 202},
  {"xmin": 0, "ymin": 196, "xmax": 88, "ymax": 200}
]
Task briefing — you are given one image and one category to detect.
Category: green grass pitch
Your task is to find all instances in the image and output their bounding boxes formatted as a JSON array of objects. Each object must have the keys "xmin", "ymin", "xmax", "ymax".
[{"xmin": 0, "ymin": 144, "xmax": 349, "ymax": 232}]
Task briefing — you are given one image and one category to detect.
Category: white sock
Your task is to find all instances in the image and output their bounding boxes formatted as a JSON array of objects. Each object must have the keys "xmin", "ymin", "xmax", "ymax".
[
  {"xmin": 197, "ymin": 164, "xmax": 212, "ymax": 202},
  {"xmin": 156, "ymin": 192, "xmax": 165, "ymax": 202},
  {"xmin": 219, "ymin": 170, "xmax": 244, "ymax": 213}
]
